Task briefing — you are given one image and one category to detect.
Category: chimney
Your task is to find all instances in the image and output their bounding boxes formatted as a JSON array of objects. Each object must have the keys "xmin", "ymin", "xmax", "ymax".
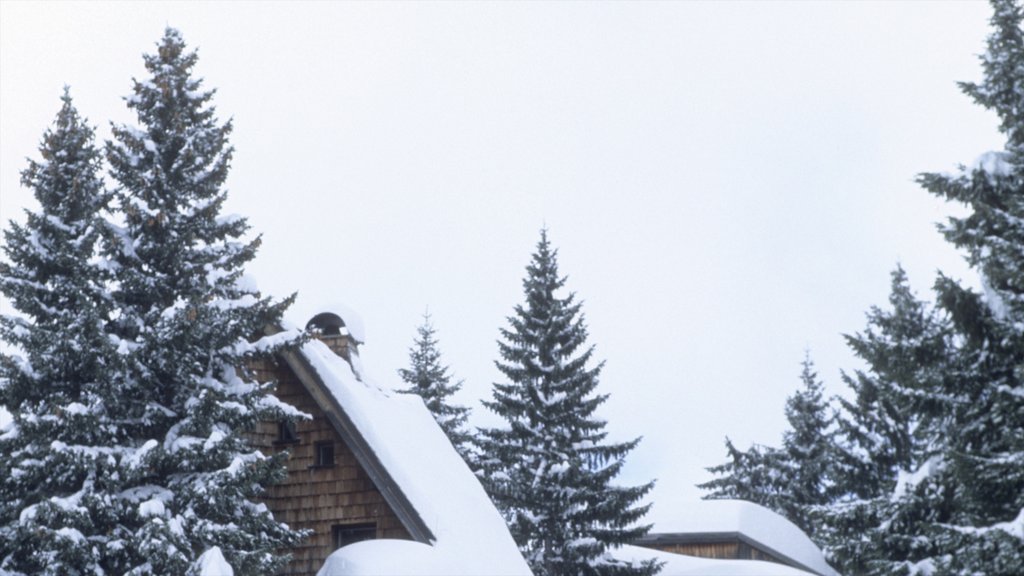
[{"xmin": 306, "ymin": 311, "xmax": 360, "ymax": 361}]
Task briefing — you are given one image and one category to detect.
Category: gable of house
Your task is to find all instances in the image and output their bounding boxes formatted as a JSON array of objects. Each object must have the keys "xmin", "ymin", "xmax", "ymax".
[
  {"xmin": 249, "ymin": 335, "xmax": 415, "ymax": 575},
  {"xmin": 248, "ymin": 311, "xmax": 531, "ymax": 576}
]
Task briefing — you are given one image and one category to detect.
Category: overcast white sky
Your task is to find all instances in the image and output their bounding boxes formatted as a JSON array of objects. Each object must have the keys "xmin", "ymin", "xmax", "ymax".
[{"xmin": 0, "ymin": 1, "xmax": 1003, "ymax": 527}]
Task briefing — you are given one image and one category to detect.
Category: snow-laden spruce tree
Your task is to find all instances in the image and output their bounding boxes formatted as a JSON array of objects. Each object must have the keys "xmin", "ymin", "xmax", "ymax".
[
  {"xmin": 700, "ymin": 354, "xmax": 836, "ymax": 539},
  {"xmin": 913, "ymin": 0, "xmax": 1024, "ymax": 571},
  {"xmin": 477, "ymin": 230, "xmax": 658, "ymax": 576},
  {"xmin": 818, "ymin": 267, "xmax": 952, "ymax": 575},
  {"xmin": 397, "ymin": 313, "xmax": 474, "ymax": 461},
  {"xmin": 778, "ymin": 356, "xmax": 837, "ymax": 534},
  {"xmin": 0, "ymin": 90, "xmax": 120, "ymax": 575},
  {"xmin": 98, "ymin": 28, "xmax": 305, "ymax": 574},
  {"xmin": 699, "ymin": 439, "xmax": 788, "ymax": 511}
]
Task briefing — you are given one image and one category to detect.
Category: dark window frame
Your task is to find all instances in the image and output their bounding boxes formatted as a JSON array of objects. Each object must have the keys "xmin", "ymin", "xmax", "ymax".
[
  {"xmin": 275, "ymin": 419, "xmax": 299, "ymax": 445},
  {"xmin": 332, "ymin": 522, "xmax": 377, "ymax": 549},
  {"xmin": 312, "ymin": 440, "xmax": 335, "ymax": 468}
]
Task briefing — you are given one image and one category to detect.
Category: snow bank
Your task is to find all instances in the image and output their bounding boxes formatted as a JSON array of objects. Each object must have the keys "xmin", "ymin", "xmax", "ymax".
[
  {"xmin": 611, "ymin": 544, "xmax": 815, "ymax": 576},
  {"xmin": 302, "ymin": 339, "xmax": 530, "ymax": 576},
  {"xmin": 648, "ymin": 500, "xmax": 838, "ymax": 576},
  {"xmin": 319, "ymin": 540, "xmax": 466, "ymax": 576}
]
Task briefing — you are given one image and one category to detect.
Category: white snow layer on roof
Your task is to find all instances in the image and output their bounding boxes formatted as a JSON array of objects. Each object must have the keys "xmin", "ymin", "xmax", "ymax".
[
  {"xmin": 611, "ymin": 545, "xmax": 815, "ymax": 576},
  {"xmin": 302, "ymin": 340, "xmax": 531, "ymax": 576},
  {"xmin": 650, "ymin": 500, "xmax": 838, "ymax": 576}
]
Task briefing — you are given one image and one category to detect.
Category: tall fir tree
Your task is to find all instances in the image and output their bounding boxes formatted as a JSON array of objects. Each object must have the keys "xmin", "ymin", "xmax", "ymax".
[
  {"xmin": 700, "ymin": 354, "xmax": 836, "ymax": 539},
  {"xmin": 0, "ymin": 89, "xmax": 120, "ymax": 575},
  {"xmin": 913, "ymin": 0, "xmax": 1024, "ymax": 572},
  {"xmin": 397, "ymin": 313, "xmax": 473, "ymax": 461},
  {"xmin": 97, "ymin": 28, "xmax": 305, "ymax": 574},
  {"xmin": 819, "ymin": 266, "xmax": 952, "ymax": 575},
  {"xmin": 477, "ymin": 230, "xmax": 658, "ymax": 576}
]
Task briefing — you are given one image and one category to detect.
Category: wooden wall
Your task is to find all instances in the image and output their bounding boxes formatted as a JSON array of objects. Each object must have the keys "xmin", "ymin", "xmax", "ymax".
[
  {"xmin": 653, "ymin": 541, "xmax": 741, "ymax": 559},
  {"xmin": 641, "ymin": 539, "xmax": 784, "ymax": 565},
  {"xmin": 249, "ymin": 353, "xmax": 411, "ymax": 576}
]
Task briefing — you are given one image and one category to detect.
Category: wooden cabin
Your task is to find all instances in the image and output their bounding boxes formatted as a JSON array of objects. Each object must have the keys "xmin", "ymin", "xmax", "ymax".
[
  {"xmin": 248, "ymin": 313, "xmax": 419, "ymax": 575},
  {"xmin": 246, "ymin": 310, "xmax": 530, "ymax": 576},
  {"xmin": 633, "ymin": 500, "xmax": 839, "ymax": 576}
]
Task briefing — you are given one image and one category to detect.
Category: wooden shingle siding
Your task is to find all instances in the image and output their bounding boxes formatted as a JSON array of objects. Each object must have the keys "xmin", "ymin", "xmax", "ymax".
[
  {"xmin": 653, "ymin": 541, "xmax": 782, "ymax": 562},
  {"xmin": 636, "ymin": 533, "xmax": 788, "ymax": 570},
  {"xmin": 656, "ymin": 541, "xmax": 740, "ymax": 559},
  {"xmin": 249, "ymin": 355, "xmax": 410, "ymax": 576}
]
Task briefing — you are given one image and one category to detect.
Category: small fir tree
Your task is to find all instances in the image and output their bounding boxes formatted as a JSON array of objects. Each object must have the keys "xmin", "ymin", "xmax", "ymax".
[
  {"xmin": 99, "ymin": 28, "xmax": 305, "ymax": 574},
  {"xmin": 778, "ymin": 355, "xmax": 837, "ymax": 534},
  {"xmin": 0, "ymin": 89, "xmax": 118, "ymax": 575},
  {"xmin": 477, "ymin": 230, "xmax": 658, "ymax": 576},
  {"xmin": 700, "ymin": 354, "xmax": 836, "ymax": 539},
  {"xmin": 397, "ymin": 313, "xmax": 473, "ymax": 461},
  {"xmin": 699, "ymin": 439, "xmax": 788, "ymax": 513}
]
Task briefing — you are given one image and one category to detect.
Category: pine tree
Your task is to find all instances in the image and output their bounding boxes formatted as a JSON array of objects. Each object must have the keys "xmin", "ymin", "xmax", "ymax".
[
  {"xmin": 477, "ymin": 230, "xmax": 658, "ymax": 576},
  {"xmin": 97, "ymin": 28, "xmax": 304, "ymax": 574},
  {"xmin": 397, "ymin": 313, "xmax": 473, "ymax": 461},
  {"xmin": 700, "ymin": 354, "xmax": 835, "ymax": 539},
  {"xmin": 699, "ymin": 439, "xmax": 789, "ymax": 514},
  {"xmin": 778, "ymin": 355, "xmax": 836, "ymax": 534},
  {"xmin": 819, "ymin": 267, "xmax": 952, "ymax": 575},
  {"xmin": 913, "ymin": 0, "xmax": 1024, "ymax": 572},
  {"xmin": 0, "ymin": 89, "xmax": 119, "ymax": 575}
]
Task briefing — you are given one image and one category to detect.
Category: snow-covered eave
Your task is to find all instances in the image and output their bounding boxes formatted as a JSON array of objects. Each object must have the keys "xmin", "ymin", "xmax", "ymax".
[
  {"xmin": 262, "ymin": 324, "xmax": 434, "ymax": 544},
  {"xmin": 647, "ymin": 500, "xmax": 839, "ymax": 576},
  {"xmin": 636, "ymin": 531, "xmax": 829, "ymax": 576}
]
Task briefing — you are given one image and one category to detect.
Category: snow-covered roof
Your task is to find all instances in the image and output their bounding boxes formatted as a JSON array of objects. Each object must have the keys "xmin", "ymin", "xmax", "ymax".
[
  {"xmin": 273, "ymin": 309, "xmax": 530, "ymax": 576},
  {"xmin": 641, "ymin": 500, "xmax": 839, "ymax": 576},
  {"xmin": 274, "ymin": 308, "xmax": 830, "ymax": 576}
]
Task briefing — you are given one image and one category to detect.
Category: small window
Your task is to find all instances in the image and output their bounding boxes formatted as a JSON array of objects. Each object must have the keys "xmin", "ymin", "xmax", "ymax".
[
  {"xmin": 276, "ymin": 420, "xmax": 298, "ymax": 444},
  {"xmin": 313, "ymin": 441, "xmax": 335, "ymax": 468},
  {"xmin": 332, "ymin": 522, "xmax": 376, "ymax": 549}
]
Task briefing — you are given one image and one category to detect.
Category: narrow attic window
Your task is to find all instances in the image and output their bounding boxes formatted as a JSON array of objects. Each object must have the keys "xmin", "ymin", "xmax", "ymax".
[
  {"xmin": 313, "ymin": 440, "xmax": 335, "ymax": 468},
  {"xmin": 332, "ymin": 522, "xmax": 376, "ymax": 549},
  {"xmin": 276, "ymin": 419, "xmax": 298, "ymax": 444}
]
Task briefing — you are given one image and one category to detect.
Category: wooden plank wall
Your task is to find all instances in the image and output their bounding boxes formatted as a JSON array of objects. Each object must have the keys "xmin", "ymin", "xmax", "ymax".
[
  {"xmin": 655, "ymin": 541, "xmax": 741, "ymax": 559},
  {"xmin": 643, "ymin": 540, "xmax": 786, "ymax": 566},
  {"xmin": 249, "ymin": 355, "xmax": 411, "ymax": 576}
]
